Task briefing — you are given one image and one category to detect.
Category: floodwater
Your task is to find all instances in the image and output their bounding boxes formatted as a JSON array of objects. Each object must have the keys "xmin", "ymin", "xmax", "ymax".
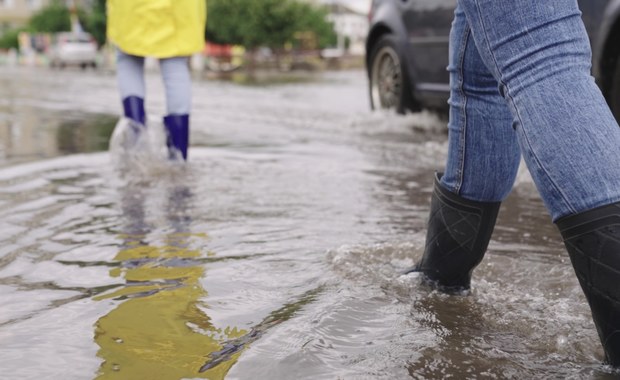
[{"xmin": 0, "ymin": 66, "xmax": 618, "ymax": 379}]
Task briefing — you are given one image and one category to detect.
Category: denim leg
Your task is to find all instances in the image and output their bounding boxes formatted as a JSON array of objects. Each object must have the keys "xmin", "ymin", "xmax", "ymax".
[
  {"xmin": 159, "ymin": 57, "xmax": 192, "ymax": 115},
  {"xmin": 457, "ymin": 0, "xmax": 620, "ymax": 221},
  {"xmin": 116, "ymin": 49, "xmax": 145, "ymax": 100},
  {"xmin": 441, "ymin": 5, "xmax": 521, "ymax": 202}
]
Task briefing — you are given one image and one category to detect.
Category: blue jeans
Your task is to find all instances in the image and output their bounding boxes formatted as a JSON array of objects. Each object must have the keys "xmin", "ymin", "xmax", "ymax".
[
  {"xmin": 116, "ymin": 50, "xmax": 192, "ymax": 115},
  {"xmin": 441, "ymin": 0, "xmax": 620, "ymax": 221}
]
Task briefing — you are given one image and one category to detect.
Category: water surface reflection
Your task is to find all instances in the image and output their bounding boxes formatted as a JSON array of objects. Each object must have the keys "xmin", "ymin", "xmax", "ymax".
[
  {"xmin": 1, "ymin": 67, "xmax": 618, "ymax": 379},
  {"xmin": 93, "ymin": 170, "xmax": 243, "ymax": 379}
]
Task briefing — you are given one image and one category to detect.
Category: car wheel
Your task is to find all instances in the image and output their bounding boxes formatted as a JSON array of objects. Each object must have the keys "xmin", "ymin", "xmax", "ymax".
[{"xmin": 368, "ymin": 34, "xmax": 413, "ymax": 114}]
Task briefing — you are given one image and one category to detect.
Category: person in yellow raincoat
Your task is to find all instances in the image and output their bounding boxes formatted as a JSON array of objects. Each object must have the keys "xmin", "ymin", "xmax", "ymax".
[{"xmin": 107, "ymin": 0, "xmax": 207, "ymax": 160}]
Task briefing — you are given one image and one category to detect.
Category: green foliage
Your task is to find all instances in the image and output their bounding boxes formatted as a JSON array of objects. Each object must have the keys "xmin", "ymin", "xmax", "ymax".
[
  {"xmin": 206, "ymin": 0, "xmax": 336, "ymax": 50},
  {"xmin": 205, "ymin": 0, "xmax": 245, "ymax": 46},
  {"xmin": 82, "ymin": 0, "xmax": 107, "ymax": 46},
  {"xmin": 28, "ymin": 0, "xmax": 71, "ymax": 33},
  {"xmin": 27, "ymin": 0, "xmax": 106, "ymax": 47},
  {"xmin": 295, "ymin": 3, "xmax": 337, "ymax": 49},
  {"xmin": 0, "ymin": 28, "xmax": 24, "ymax": 50}
]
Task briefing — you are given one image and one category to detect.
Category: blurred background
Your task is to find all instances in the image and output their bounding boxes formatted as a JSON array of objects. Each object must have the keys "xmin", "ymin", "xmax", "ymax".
[
  {"xmin": 0, "ymin": 0, "xmax": 370, "ymax": 74},
  {"xmin": 0, "ymin": 0, "xmax": 377, "ymax": 168}
]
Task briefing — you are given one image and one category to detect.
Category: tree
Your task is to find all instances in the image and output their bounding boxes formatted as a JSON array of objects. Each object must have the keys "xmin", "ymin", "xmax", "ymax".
[
  {"xmin": 206, "ymin": 0, "xmax": 336, "ymax": 50},
  {"xmin": 0, "ymin": 28, "xmax": 24, "ymax": 50},
  {"xmin": 82, "ymin": 0, "xmax": 107, "ymax": 46},
  {"xmin": 294, "ymin": 2, "xmax": 337, "ymax": 49},
  {"xmin": 205, "ymin": 0, "xmax": 248, "ymax": 46},
  {"xmin": 28, "ymin": 0, "xmax": 72, "ymax": 33},
  {"xmin": 26, "ymin": 0, "xmax": 106, "ymax": 46}
]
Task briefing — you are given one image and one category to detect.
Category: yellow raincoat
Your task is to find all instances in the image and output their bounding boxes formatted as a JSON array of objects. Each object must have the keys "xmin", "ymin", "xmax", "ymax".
[{"xmin": 107, "ymin": 0, "xmax": 207, "ymax": 58}]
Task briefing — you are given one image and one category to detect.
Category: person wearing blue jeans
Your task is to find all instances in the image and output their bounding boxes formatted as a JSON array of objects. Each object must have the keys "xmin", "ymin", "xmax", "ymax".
[
  {"xmin": 414, "ymin": 0, "xmax": 620, "ymax": 366},
  {"xmin": 117, "ymin": 50, "xmax": 192, "ymax": 160}
]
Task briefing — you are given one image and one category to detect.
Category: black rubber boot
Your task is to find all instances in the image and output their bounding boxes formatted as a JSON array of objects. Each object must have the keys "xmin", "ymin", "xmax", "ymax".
[
  {"xmin": 413, "ymin": 174, "xmax": 501, "ymax": 293},
  {"xmin": 556, "ymin": 202, "xmax": 620, "ymax": 366}
]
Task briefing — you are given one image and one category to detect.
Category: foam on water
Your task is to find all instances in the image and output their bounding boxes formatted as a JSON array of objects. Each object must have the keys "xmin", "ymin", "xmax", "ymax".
[{"xmin": 319, "ymin": 238, "xmax": 620, "ymax": 378}]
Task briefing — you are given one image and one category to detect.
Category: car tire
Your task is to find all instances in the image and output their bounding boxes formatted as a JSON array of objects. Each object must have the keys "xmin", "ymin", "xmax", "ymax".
[{"xmin": 368, "ymin": 34, "xmax": 414, "ymax": 114}]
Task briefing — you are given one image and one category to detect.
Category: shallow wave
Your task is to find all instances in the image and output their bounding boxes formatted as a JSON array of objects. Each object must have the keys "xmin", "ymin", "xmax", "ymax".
[{"xmin": 321, "ymin": 241, "xmax": 616, "ymax": 378}]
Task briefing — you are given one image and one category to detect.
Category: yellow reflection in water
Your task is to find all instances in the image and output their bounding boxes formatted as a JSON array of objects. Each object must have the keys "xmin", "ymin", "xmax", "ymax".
[{"xmin": 94, "ymin": 241, "xmax": 244, "ymax": 379}]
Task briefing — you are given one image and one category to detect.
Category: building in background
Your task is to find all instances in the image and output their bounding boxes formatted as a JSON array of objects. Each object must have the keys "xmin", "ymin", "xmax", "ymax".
[
  {"xmin": 0, "ymin": 0, "xmax": 50, "ymax": 32},
  {"xmin": 306, "ymin": 0, "xmax": 370, "ymax": 14},
  {"xmin": 326, "ymin": 3, "xmax": 368, "ymax": 55},
  {"xmin": 305, "ymin": 0, "xmax": 369, "ymax": 56}
]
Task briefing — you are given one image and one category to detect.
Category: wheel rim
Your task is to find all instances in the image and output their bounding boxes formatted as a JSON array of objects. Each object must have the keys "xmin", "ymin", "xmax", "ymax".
[{"xmin": 370, "ymin": 46, "xmax": 403, "ymax": 110}]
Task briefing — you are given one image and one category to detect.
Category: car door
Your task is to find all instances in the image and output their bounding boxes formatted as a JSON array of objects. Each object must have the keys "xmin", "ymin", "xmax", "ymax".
[{"xmin": 402, "ymin": 0, "xmax": 456, "ymax": 98}]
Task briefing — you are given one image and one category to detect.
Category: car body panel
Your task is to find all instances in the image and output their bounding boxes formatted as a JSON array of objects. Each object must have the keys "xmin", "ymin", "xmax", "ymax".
[
  {"xmin": 402, "ymin": 0, "xmax": 454, "ymax": 108},
  {"xmin": 589, "ymin": 0, "xmax": 620, "ymax": 91},
  {"xmin": 367, "ymin": 0, "xmax": 411, "ymax": 59},
  {"xmin": 402, "ymin": 0, "xmax": 453, "ymax": 87}
]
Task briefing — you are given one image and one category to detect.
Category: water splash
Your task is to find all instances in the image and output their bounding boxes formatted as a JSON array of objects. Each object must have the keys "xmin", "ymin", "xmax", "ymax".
[{"xmin": 108, "ymin": 117, "xmax": 185, "ymax": 180}]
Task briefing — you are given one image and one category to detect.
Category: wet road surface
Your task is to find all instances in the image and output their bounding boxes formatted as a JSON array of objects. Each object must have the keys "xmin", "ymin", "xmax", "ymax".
[{"xmin": 0, "ymin": 66, "xmax": 617, "ymax": 379}]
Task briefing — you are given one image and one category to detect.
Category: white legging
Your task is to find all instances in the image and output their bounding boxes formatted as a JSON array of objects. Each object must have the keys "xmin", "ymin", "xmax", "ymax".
[{"xmin": 116, "ymin": 49, "xmax": 192, "ymax": 115}]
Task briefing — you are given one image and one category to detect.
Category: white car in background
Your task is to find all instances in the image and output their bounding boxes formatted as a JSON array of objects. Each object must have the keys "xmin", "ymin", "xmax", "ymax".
[{"xmin": 49, "ymin": 32, "xmax": 98, "ymax": 69}]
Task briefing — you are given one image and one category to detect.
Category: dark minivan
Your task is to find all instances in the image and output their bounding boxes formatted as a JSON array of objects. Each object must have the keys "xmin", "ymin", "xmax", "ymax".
[{"xmin": 366, "ymin": 0, "xmax": 620, "ymax": 119}]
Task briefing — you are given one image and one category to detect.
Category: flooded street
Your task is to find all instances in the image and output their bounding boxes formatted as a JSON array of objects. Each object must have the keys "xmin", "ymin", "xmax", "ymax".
[{"xmin": 0, "ymin": 66, "xmax": 617, "ymax": 379}]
